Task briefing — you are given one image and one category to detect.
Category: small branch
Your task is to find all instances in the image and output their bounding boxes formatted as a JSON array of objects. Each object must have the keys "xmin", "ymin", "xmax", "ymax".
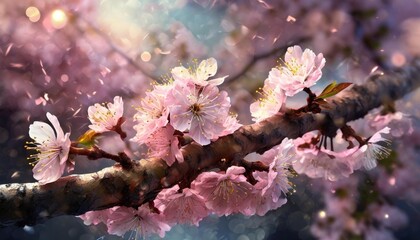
[
  {"xmin": 70, "ymin": 146, "xmax": 133, "ymax": 169},
  {"xmin": 303, "ymin": 87, "xmax": 317, "ymax": 104},
  {"xmin": 240, "ymin": 160, "xmax": 270, "ymax": 172},
  {"xmin": 113, "ymin": 117, "xmax": 127, "ymax": 140}
]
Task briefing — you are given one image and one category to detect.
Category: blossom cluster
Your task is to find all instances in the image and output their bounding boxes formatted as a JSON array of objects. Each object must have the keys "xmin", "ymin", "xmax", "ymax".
[
  {"xmin": 131, "ymin": 57, "xmax": 240, "ymax": 164},
  {"xmin": 24, "ymin": 48, "xmax": 413, "ymax": 238},
  {"xmin": 250, "ymin": 45, "xmax": 325, "ymax": 122},
  {"xmin": 79, "ymin": 138, "xmax": 294, "ymax": 237}
]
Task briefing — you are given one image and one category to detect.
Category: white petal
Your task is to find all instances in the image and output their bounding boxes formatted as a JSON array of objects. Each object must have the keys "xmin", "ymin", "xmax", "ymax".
[
  {"xmin": 47, "ymin": 112, "xmax": 64, "ymax": 140},
  {"xmin": 171, "ymin": 66, "xmax": 192, "ymax": 81},
  {"xmin": 207, "ymin": 76, "xmax": 227, "ymax": 86},
  {"xmin": 370, "ymin": 127, "xmax": 390, "ymax": 143},
  {"xmin": 29, "ymin": 121, "xmax": 55, "ymax": 144},
  {"xmin": 196, "ymin": 58, "xmax": 217, "ymax": 81}
]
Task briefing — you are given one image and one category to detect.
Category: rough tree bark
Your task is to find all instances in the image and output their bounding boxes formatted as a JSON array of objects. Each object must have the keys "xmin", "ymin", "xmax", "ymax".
[{"xmin": 1, "ymin": 59, "xmax": 420, "ymax": 227}]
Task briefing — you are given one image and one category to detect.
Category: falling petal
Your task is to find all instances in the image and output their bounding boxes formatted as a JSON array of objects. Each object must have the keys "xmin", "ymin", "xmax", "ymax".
[
  {"xmin": 286, "ymin": 15, "xmax": 296, "ymax": 22},
  {"xmin": 5, "ymin": 43, "xmax": 13, "ymax": 56}
]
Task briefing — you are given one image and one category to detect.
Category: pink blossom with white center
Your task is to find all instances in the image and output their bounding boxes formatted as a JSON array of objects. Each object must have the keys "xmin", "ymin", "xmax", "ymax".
[
  {"xmin": 26, "ymin": 112, "xmax": 71, "ymax": 185},
  {"xmin": 154, "ymin": 185, "xmax": 209, "ymax": 226},
  {"xmin": 144, "ymin": 125, "xmax": 183, "ymax": 166},
  {"xmin": 171, "ymin": 58, "xmax": 227, "ymax": 86},
  {"xmin": 106, "ymin": 205, "xmax": 170, "ymax": 238},
  {"xmin": 357, "ymin": 127, "xmax": 391, "ymax": 170},
  {"xmin": 88, "ymin": 96, "xmax": 124, "ymax": 133},
  {"xmin": 191, "ymin": 166, "xmax": 254, "ymax": 216},
  {"xmin": 369, "ymin": 111, "xmax": 413, "ymax": 138},
  {"xmin": 270, "ymin": 45, "xmax": 326, "ymax": 96},
  {"xmin": 132, "ymin": 85, "xmax": 170, "ymax": 144},
  {"xmin": 250, "ymin": 80, "xmax": 286, "ymax": 122},
  {"xmin": 166, "ymin": 82, "xmax": 230, "ymax": 145}
]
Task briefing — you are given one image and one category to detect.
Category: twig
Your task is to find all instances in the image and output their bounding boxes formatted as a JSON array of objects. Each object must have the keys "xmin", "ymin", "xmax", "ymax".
[
  {"xmin": 222, "ymin": 36, "xmax": 310, "ymax": 86},
  {"xmin": 70, "ymin": 146, "xmax": 133, "ymax": 169}
]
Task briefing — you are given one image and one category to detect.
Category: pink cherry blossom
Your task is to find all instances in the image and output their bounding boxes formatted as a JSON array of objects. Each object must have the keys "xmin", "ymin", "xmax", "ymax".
[
  {"xmin": 144, "ymin": 125, "xmax": 183, "ymax": 166},
  {"xmin": 132, "ymin": 85, "xmax": 170, "ymax": 144},
  {"xmin": 294, "ymin": 148, "xmax": 357, "ymax": 181},
  {"xmin": 357, "ymin": 127, "xmax": 391, "ymax": 170},
  {"xmin": 293, "ymin": 132, "xmax": 358, "ymax": 181},
  {"xmin": 171, "ymin": 58, "xmax": 227, "ymax": 86},
  {"xmin": 191, "ymin": 166, "xmax": 254, "ymax": 216},
  {"xmin": 78, "ymin": 208, "xmax": 113, "ymax": 226},
  {"xmin": 244, "ymin": 139, "xmax": 294, "ymax": 215},
  {"xmin": 250, "ymin": 170, "xmax": 289, "ymax": 216},
  {"xmin": 154, "ymin": 185, "xmax": 209, "ymax": 226},
  {"xmin": 166, "ymin": 82, "xmax": 231, "ymax": 145},
  {"xmin": 369, "ymin": 111, "xmax": 413, "ymax": 138},
  {"xmin": 27, "ymin": 112, "xmax": 71, "ymax": 185},
  {"xmin": 219, "ymin": 114, "xmax": 242, "ymax": 136},
  {"xmin": 88, "ymin": 96, "xmax": 124, "ymax": 133},
  {"xmin": 270, "ymin": 45, "xmax": 326, "ymax": 96},
  {"xmin": 250, "ymin": 81, "xmax": 286, "ymax": 122},
  {"xmin": 106, "ymin": 205, "xmax": 170, "ymax": 238}
]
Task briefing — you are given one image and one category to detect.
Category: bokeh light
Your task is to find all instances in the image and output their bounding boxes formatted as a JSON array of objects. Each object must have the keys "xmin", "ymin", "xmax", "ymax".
[
  {"xmin": 50, "ymin": 9, "xmax": 68, "ymax": 29},
  {"xmin": 25, "ymin": 6, "xmax": 41, "ymax": 22},
  {"xmin": 140, "ymin": 51, "xmax": 152, "ymax": 62}
]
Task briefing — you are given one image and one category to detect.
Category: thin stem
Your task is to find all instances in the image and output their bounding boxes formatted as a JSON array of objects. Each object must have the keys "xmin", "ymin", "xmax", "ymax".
[{"xmin": 70, "ymin": 146, "xmax": 133, "ymax": 169}]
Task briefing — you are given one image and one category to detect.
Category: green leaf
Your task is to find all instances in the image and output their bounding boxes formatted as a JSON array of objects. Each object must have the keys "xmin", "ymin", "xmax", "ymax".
[
  {"xmin": 317, "ymin": 82, "xmax": 352, "ymax": 100},
  {"xmin": 77, "ymin": 129, "xmax": 98, "ymax": 147},
  {"xmin": 319, "ymin": 81, "xmax": 337, "ymax": 96}
]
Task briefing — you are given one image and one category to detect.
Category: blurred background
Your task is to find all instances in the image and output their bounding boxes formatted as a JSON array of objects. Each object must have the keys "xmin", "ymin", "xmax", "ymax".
[{"xmin": 0, "ymin": 0, "xmax": 420, "ymax": 239}]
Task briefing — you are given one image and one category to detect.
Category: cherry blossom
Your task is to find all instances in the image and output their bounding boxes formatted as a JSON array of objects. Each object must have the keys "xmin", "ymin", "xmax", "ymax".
[
  {"xmin": 369, "ymin": 111, "xmax": 413, "ymax": 138},
  {"xmin": 78, "ymin": 208, "xmax": 114, "ymax": 226},
  {"xmin": 132, "ymin": 85, "xmax": 170, "ymax": 144},
  {"xmin": 191, "ymin": 166, "xmax": 254, "ymax": 216},
  {"xmin": 166, "ymin": 82, "xmax": 231, "ymax": 145},
  {"xmin": 26, "ymin": 112, "xmax": 71, "ymax": 185},
  {"xmin": 357, "ymin": 127, "xmax": 391, "ymax": 170},
  {"xmin": 270, "ymin": 45, "xmax": 326, "ymax": 96},
  {"xmin": 171, "ymin": 58, "xmax": 227, "ymax": 86},
  {"xmin": 88, "ymin": 96, "xmax": 124, "ymax": 133},
  {"xmin": 293, "ymin": 132, "xmax": 359, "ymax": 181},
  {"xmin": 106, "ymin": 205, "xmax": 170, "ymax": 238},
  {"xmin": 154, "ymin": 185, "xmax": 209, "ymax": 226},
  {"xmin": 219, "ymin": 114, "xmax": 242, "ymax": 136},
  {"xmin": 246, "ymin": 172, "xmax": 287, "ymax": 216},
  {"xmin": 144, "ymin": 125, "xmax": 183, "ymax": 166},
  {"xmin": 250, "ymin": 80, "xmax": 286, "ymax": 122}
]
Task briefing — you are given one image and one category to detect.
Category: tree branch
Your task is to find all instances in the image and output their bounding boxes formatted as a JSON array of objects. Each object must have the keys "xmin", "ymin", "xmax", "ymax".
[{"xmin": 1, "ymin": 59, "xmax": 420, "ymax": 227}]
